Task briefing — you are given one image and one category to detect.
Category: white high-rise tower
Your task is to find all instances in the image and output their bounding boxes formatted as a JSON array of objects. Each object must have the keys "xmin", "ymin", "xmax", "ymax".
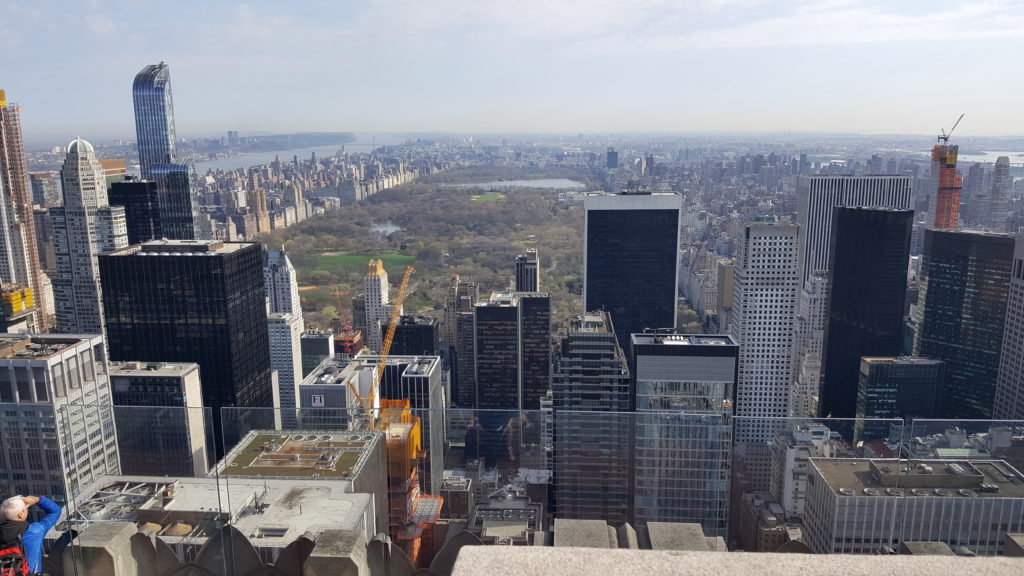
[
  {"xmin": 729, "ymin": 222, "xmax": 800, "ymax": 443},
  {"xmin": 364, "ymin": 259, "xmax": 396, "ymax": 352},
  {"xmin": 264, "ymin": 249, "xmax": 304, "ymax": 331},
  {"xmin": 52, "ymin": 139, "xmax": 128, "ymax": 334}
]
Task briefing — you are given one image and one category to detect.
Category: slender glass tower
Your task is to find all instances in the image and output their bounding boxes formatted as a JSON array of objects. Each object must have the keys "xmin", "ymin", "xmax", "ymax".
[
  {"xmin": 132, "ymin": 63, "xmax": 200, "ymax": 239},
  {"xmin": 132, "ymin": 63, "xmax": 176, "ymax": 178}
]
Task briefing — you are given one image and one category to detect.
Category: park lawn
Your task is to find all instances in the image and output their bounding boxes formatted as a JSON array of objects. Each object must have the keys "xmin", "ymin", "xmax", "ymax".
[
  {"xmin": 471, "ymin": 192, "xmax": 505, "ymax": 202},
  {"xmin": 316, "ymin": 252, "xmax": 416, "ymax": 275}
]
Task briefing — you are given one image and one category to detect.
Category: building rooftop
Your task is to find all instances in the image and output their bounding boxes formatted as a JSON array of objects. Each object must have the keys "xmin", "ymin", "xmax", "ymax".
[
  {"xmin": 303, "ymin": 354, "xmax": 440, "ymax": 389},
  {"xmin": 108, "ymin": 361, "xmax": 199, "ymax": 378},
  {"xmin": 0, "ymin": 334, "xmax": 93, "ymax": 360},
  {"xmin": 214, "ymin": 429, "xmax": 381, "ymax": 481},
  {"xmin": 395, "ymin": 315, "xmax": 437, "ymax": 326},
  {"xmin": 631, "ymin": 332, "xmax": 737, "ymax": 347},
  {"xmin": 811, "ymin": 458, "xmax": 1024, "ymax": 499},
  {"xmin": 861, "ymin": 356, "xmax": 944, "ymax": 366},
  {"xmin": 569, "ymin": 312, "xmax": 612, "ymax": 334},
  {"xmin": 106, "ymin": 240, "xmax": 252, "ymax": 257},
  {"xmin": 69, "ymin": 475, "xmax": 372, "ymax": 546}
]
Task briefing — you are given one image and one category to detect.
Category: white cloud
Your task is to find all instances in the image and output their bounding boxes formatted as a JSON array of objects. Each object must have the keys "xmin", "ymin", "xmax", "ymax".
[{"xmin": 86, "ymin": 14, "xmax": 115, "ymax": 35}]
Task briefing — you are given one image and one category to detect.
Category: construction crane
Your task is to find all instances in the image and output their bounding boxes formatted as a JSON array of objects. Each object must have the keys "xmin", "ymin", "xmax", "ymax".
[
  {"xmin": 347, "ymin": 265, "xmax": 414, "ymax": 428},
  {"xmin": 938, "ymin": 113, "xmax": 965, "ymax": 144}
]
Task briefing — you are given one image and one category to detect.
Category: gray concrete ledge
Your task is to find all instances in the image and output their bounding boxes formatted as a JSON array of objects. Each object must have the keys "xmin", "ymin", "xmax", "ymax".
[{"xmin": 452, "ymin": 547, "xmax": 1023, "ymax": 576}]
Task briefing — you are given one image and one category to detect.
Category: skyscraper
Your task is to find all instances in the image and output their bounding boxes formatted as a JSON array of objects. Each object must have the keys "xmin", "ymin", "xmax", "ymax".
[
  {"xmin": 552, "ymin": 312, "xmax": 632, "ymax": 523},
  {"xmin": 0, "ymin": 92, "xmax": 47, "ymax": 331},
  {"xmin": 790, "ymin": 273, "xmax": 828, "ymax": 417},
  {"xmin": 98, "ymin": 240, "xmax": 273, "ymax": 453},
  {"xmin": 984, "ymin": 156, "xmax": 1011, "ymax": 232},
  {"xmin": 913, "ymin": 229, "xmax": 1015, "ymax": 419},
  {"xmin": 514, "ymin": 248, "xmax": 540, "ymax": 292},
  {"xmin": 268, "ymin": 312, "xmax": 303, "ymax": 428},
  {"xmin": 109, "ymin": 360, "xmax": 208, "ymax": 477},
  {"xmin": 363, "ymin": 259, "xmax": 394, "ymax": 352},
  {"xmin": 631, "ymin": 332, "xmax": 736, "ymax": 536},
  {"xmin": 796, "ymin": 175, "xmax": 912, "ymax": 287},
  {"xmin": 263, "ymin": 249, "xmax": 303, "ymax": 328},
  {"xmin": 108, "ymin": 178, "xmax": 161, "ymax": 245},
  {"xmin": 387, "ymin": 315, "xmax": 439, "ymax": 356},
  {"xmin": 584, "ymin": 191, "xmax": 681, "ymax": 350},
  {"xmin": 819, "ymin": 207, "xmax": 912, "ymax": 420},
  {"xmin": 52, "ymin": 139, "xmax": 129, "ymax": 334},
  {"xmin": 454, "ymin": 281, "xmax": 480, "ymax": 408},
  {"xmin": 133, "ymin": 63, "xmax": 200, "ymax": 239},
  {"xmin": 0, "ymin": 334, "xmax": 120, "ymax": 501},
  {"xmin": 729, "ymin": 223, "xmax": 799, "ymax": 443},
  {"xmin": 855, "ymin": 356, "xmax": 945, "ymax": 442},
  {"xmin": 606, "ymin": 147, "xmax": 618, "ymax": 169},
  {"xmin": 473, "ymin": 292, "xmax": 550, "ymax": 412},
  {"xmin": 931, "ymin": 140, "xmax": 962, "ymax": 229},
  {"xmin": 993, "ymin": 238, "xmax": 1024, "ymax": 420}
]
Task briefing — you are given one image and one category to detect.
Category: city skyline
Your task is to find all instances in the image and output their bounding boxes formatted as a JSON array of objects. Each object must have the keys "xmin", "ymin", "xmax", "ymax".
[{"xmin": 3, "ymin": 1, "xmax": 1024, "ymax": 140}]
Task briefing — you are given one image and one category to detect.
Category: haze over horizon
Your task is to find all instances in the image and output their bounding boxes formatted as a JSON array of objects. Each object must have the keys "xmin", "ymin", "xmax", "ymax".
[{"xmin": 4, "ymin": 0, "xmax": 1024, "ymax": 141}]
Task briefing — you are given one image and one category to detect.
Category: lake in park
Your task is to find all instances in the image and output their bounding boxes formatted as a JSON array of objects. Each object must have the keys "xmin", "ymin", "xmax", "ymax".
[{"xmin": 443, "ymin": 179, "xmax": 585, "ymax": 190}]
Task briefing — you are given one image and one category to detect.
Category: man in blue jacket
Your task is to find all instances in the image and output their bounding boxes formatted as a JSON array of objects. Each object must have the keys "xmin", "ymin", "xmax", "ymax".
[{"xmin": 1, "ymin": 495, "xmax": 63, "ymax": 574}]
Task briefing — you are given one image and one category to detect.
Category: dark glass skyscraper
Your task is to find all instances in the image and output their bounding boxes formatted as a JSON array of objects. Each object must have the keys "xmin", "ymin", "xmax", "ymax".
[
  {"xmin": 133, "ymin": 63, "xmax": 176, "ymax": 177},
  {"xmin": 473, "ymin": 292, "xmax": 550, "ymax": 411},
  {"xmin": 552, "ymin": 312, "xmax": 632, "ymax": 523},
  {"xmin": 584, "ymin": 192, "xmax": 680, "ymax": 350},
  {"xmin": 387, "ymin": 315, "xmax": 440, "ymax": 356},
  {"xmin": 913, "ymin": 229, "xmax": 1015, "ymax": 419},
  {"xmin": 855, "ymin": 357, "xmax": 945, "ymax": 443},
  {"xmin": 108, "ymin": 178, "xmax": 161, "ymax": 244},
  {"xmin": 819, "ymin": 207, "xmax": 912, "ymax": 419},
  {"xmin": 133, "ymin": 63, "xmax": 199, "ymax": 239},
  {"xmin": 98, "ymin": 240, "xmax": 273, "ymax": 453}
]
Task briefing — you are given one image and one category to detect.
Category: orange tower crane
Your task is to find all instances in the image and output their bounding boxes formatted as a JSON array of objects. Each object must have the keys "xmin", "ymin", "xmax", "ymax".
[{"xmin": 347, "ymin": 265, "xmax": 414, "ymax": 427}]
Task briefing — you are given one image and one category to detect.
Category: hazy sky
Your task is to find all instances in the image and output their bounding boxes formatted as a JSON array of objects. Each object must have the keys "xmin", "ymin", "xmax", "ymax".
[{"xmin": 3, "ymin": 0, "xmax": 1023, "ymax": 142}]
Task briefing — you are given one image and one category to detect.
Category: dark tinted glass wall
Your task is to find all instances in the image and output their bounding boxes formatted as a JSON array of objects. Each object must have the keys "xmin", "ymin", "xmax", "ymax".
[
  {"xmin": 819, "ymin": 207, "xmax": 912, "ymax": 419},
  {"xmin": 99, "ymin": 244, "xmax": 273, "ymax": 452},
  {"xmin": 518, "ymin": 293, "xmax": 550, "ymax": 410},
  {"xmin": 585, "ymin": 209, "xmax": 678, "ymax": 350},
  {"xmin": 474, "ymin": 304, "xmax": 519, "ymax": 412},
  {"xmin": 915, "ymin": 229, "xmax": 1015, "ymax": 419},
  {"xmin": 108, "ymin": 179, "xmax": 161, "ymax": 244}
]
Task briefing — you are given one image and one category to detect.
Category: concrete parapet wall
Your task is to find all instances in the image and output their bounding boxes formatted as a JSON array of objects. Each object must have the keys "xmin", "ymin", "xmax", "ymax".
[{"xmin": 452, "ymin": 547, "xmax": 1024, "ymax": 576}]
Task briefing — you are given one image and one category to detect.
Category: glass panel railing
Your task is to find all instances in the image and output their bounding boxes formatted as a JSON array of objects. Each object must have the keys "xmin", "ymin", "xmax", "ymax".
[
  {"xmin": 731, "ymin": 416, "xmax": 905, "ymax": 555},
  {"xmin": 895, "ymin": 418, "xmax": 1024, "ymax": 557},
  {"xmin": 54, "ymin": 404, "xmax": 223, "ymax": 574},
  {"xmin": 218, "ymin": 406, "xmax": 382, "ymax": 569},
  {"xmin": 27, "ymin": 393, "xmax": 1010, "ymax": 571}
]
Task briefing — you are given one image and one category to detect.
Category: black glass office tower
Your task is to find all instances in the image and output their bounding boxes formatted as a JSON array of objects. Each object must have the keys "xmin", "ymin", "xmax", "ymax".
[
  {"xmin": 474, "ymin": 299, "xmax": 519, "ymax": 412},
  {"xmin": 552, "ymin": 312, "xmax": 633, "ymax": 523},
  {"xmin": 913, "ymin": 229, "xmax": 1015, "ymax": 419},
  {"xmin": 108, "ymin": 178, "xmax": 161, "ymax": 244},
  {"xmin": 98, "ymin": 240, "xmax": 273, "ymax": 454},
  {"xmin": 133, "ymin": 63, "xmax": 199, "ymax": 239},
  {"xmin": 855, "ymin": 356, "xmax": 945, "ymax": 443},
  {"xmin": 386, "ymin": 315, "xmax": 440, "ymax": 356},
  {"xmin": 473, "ymin": 292, "xmax": 550, "ymax": 411},
  {"xmin": 584, "ymin": 192, "xmax": 680, "ymax": 351},
  {"xmin": 819, "ymin": 207, "xmax": 912, "ymax": 420}
]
